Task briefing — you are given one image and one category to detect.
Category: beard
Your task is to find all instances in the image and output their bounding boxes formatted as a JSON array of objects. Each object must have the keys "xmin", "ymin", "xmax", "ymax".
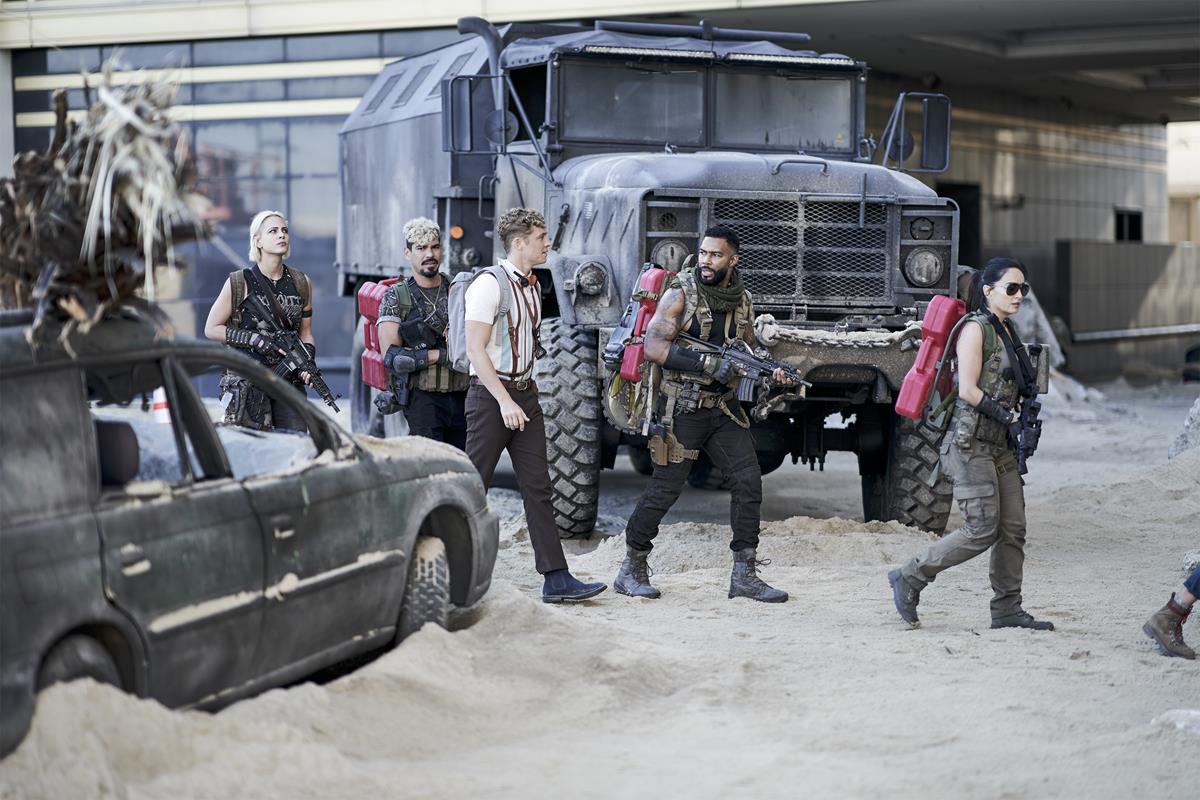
[
  {"xmin": 698, "ymin": 265, "xmax": 729, "ymax": 286},
  {"xmin": 416, "ymin": 259, "xmax": 439, "ymax": 278}
]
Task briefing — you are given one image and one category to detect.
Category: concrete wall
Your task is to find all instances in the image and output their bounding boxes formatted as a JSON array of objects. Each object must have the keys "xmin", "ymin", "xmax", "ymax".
[
  {"xmin": 868, "ymin": 76, "xmax": 1169, "ymax": 317},
  {"xmin": 1056, "ymin": 240, "xmax": 1200, "ymax": 381}
]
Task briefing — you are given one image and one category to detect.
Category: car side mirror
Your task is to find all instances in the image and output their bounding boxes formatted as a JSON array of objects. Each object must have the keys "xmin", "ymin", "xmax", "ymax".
[
  {"xmin": 879, "ymin": 91, "xmax": 952, "ymax": 174},
  {"xmin": 919, "ymin": 95, "xmax": 951, "ymax": 171}
]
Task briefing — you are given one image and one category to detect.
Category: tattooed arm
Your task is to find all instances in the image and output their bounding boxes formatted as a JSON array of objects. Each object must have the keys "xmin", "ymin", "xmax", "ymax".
[{"xmin": 644, "ymin": 288, "xmax": 685, "ymax": 365}]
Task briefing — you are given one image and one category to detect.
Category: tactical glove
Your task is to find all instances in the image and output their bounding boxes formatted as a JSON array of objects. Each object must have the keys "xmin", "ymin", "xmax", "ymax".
[
  {"xmin": 975, "ymin": 394, "xmax": 1014, "ymax": 425},
  {"xmin": 385, "ymin": 345, "xmax": 428, "ymax": 375},
  {"xmin": 399, "ymin": 318, "xmax": 440, "ymax": 347},
  {"xmin": 226, "ymin": 327, "xmax": 275, "ymax": 357},
  {"xmin": 701, "ymin": 354, "xmax": 738, "ymax": 383}
]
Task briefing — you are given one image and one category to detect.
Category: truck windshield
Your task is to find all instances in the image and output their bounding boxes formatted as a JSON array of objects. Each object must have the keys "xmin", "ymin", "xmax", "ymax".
[
  {"xmin": 714, "ymin": 71, "xmax": 853, "ymax": 152},
  {"xmin": 560, "ymin": 61, "xmax": 704, "ymax": 145}
]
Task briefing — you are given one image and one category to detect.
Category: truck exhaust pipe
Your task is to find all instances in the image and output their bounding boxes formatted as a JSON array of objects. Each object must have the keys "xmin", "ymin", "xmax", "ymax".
[{"xmin": 457, "ymin": 16, "xmax": 504, "ymax": 114}]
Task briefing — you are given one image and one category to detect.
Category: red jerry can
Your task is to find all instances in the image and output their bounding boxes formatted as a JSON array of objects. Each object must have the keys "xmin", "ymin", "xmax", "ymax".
[
  {"xmin": 619, "ymin": 266, "xmax": 672, "ymax": 382},
  {"xmin": 356, "ymin": 278, "xmax": 399, "ymax": 392},
  {"xmin": 896, "ymin": 294, "xmax": 966, "ymax": 420}
]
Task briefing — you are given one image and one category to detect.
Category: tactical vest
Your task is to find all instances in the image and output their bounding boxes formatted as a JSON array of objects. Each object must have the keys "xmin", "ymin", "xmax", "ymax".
[
  {"xmin": 228, "ymin": 265, "xmax": 309, "ymax": 368},
  {"xmin": 950, "ymin": 311, "xmax": 1020, "ymax": 448},
  {"xmin": 398, "ymin": 274, "xmax": 470, "ymax": 393},
  {"xmin": 659, "ymin": 269, "xmax": 755, "ymax": 431}
]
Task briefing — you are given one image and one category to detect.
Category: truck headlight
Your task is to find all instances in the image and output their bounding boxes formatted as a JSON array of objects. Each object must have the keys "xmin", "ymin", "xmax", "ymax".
[
  {"xmin": 903, "ymin": 248, "xmax": 944, "ymax": 287},
  {"xmin": 576, "ymin": 261, "xmax": 607, "ymax": 296}
]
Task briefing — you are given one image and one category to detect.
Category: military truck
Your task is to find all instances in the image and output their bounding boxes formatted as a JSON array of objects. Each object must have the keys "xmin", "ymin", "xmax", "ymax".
[{"xmin": 337, "ymin": 17, "xmax": 960, "ymax": 536}]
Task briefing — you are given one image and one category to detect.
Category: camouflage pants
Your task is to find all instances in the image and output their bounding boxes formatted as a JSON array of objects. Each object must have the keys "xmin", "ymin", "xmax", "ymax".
[
  {"xmin": 900, "ymin": 436, "xmax": 1027, "ymax": 619},
  {"xmin": 220, "ymin": 373, "xmax": 307, "ymax": 433}
]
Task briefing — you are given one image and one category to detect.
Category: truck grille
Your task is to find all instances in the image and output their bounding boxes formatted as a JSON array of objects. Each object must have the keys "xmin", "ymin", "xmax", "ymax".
[{"xmin": 711, "ymin": 198, "xmax": 891, "ymax": 306}]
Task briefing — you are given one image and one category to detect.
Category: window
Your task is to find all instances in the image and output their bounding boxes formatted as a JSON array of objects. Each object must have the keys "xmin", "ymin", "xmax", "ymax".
[
  {"xmin": 284, "ymin": 32, "xmax": 379, "ymax": 62},
  {"xmin": 714, "ymin": 72, "xmax": 852, "ymax": 151},
  {"xmin": 560, "ymin": 60, "xmax": 704, "ymax": 145},
  {"xmin": 428, "ymin": 53, "xmax": 473, "ymax": 98},
  {"xmin": 194, "ymin": 37, "xmax": 284, "ymax": 67},
  {"xmin": 364, "ymin": 73, "xmax": 404, "ymax": 113},
  {"xmin": 1115, "ymin": 209, "xmax": 1143, "ymax": 242},
  {"xmin": 393, "ymin": 63, "xmax": 435, "ymax": 107}
]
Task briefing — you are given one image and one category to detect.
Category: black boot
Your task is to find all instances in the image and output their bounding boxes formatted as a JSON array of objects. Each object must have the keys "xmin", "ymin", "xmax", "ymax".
[
  {"xmin": 991, "ymin": 610, "xmax": 1055, "ymax": 631},
  {"xmin": 729, "ymin": 548, "xmax": 788, "ymax": 603},
  {"xmin": 614, "ymin": 546, "xmax": 661, "ymax": 599}
]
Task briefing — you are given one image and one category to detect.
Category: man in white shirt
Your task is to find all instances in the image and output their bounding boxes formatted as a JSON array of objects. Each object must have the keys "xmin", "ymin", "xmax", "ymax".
[{"xmin": 464, "ymin": 207, "xmax": 607, "ymax": 603}]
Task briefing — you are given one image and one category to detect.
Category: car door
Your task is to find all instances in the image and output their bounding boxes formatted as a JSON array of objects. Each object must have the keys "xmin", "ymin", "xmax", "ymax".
[
  {"xmin": 93, "ymin": 358, "xmax": 266, "ymax": 709},
  {"xmin": 190, "ymin": 355, "xmax": 405, "ymax": 679}
]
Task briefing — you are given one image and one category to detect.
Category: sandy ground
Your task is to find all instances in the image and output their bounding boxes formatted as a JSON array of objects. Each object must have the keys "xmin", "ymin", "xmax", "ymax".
[{"xmin": 1, "ymin": 380, "xmax": 1197, "ymax": 799}]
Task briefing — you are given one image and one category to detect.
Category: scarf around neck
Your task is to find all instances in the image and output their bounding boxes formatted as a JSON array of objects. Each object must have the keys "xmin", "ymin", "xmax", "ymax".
[{"xmin": 693, "ymin": 266, "xmax": 746, "ymax": 313}]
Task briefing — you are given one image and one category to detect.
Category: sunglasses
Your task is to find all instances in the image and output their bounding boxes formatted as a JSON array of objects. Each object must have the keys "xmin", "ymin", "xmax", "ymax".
[{"xmin": 993, "ymin": 281, "xmax": 1031, "ymax": 297}]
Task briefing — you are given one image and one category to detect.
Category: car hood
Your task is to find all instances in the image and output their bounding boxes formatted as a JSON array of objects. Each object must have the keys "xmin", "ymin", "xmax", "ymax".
[{"xmin": 353, "ymin": 434, "xmax": 478, "ymax": 474}]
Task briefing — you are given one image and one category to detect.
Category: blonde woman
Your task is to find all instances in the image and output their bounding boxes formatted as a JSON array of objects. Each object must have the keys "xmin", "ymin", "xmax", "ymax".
[{"xmin": 204, "ymin": 210, "xmax": 315, "ymax": 432}]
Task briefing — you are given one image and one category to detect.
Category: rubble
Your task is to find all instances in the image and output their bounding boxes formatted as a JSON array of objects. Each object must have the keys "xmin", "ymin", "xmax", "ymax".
[{"xmin": 1167, "ymin": 396, "xmax": 1200, "ymax": 459}]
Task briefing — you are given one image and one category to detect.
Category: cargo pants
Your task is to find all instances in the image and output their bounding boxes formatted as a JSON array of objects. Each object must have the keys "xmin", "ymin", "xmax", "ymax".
[{"xmin": 900, "ymin": 436, "xmax": 1027, "ymax": 619}]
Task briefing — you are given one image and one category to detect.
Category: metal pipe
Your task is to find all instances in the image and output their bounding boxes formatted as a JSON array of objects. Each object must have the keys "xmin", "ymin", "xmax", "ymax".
[
  {"xmin": 458, "ymin": 16, "xmax": 503, "ymax": 113},
  {"xmin": 595, "ymin": 18, "xmax": 810, "ymax": 45}
]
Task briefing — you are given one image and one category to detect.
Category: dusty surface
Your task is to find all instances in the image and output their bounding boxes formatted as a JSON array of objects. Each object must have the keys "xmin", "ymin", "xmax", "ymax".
[{"xmin": 2, "ymin": 380, "xmax": 1198, "ymax": 799}]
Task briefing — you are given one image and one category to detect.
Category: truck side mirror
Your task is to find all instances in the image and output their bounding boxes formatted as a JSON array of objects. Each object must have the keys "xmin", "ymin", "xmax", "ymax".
[
  {"xmin": 879, "ymin": 92, "xmax": 952, "ymax": 174},
  {"xmin": 442, "ymin": 76, "xmax": 475, "ymax": 153},
  {"xmin": 920, "ymin": 95, "xmax": 951, "ymax": 172}
]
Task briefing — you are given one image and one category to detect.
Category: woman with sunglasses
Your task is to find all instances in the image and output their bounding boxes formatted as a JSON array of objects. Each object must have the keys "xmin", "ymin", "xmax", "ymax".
[{"xmin": 888, "ymin": 257, "xmax": 1054, "ymax": 631}]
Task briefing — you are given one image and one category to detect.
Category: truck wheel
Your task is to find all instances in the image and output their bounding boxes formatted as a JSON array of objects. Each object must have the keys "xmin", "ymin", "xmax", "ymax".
[
  {"xmin": 864, "ymin": 415, "xmax": 952, "ymax": 534},
  {"xmin": 687, "ymin": 453, "xmax": 733, "ymax": 490},
  {"xmin": 37, "ymin": 634, "xmax": 121, "ymax": 691},
  {"xmin": 537, "ymin": 318, "xmax": 601, "ymax": 537},
  {"xmin": 396, "ymin": 536, "xmax": 451, "ymax": 642},
  {"xmin": 628, "ymin": 445, "xmax": 654, "ymax": 476}
]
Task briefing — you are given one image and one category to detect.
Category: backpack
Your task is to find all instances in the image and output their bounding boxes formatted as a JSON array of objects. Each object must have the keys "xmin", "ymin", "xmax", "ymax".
[
  {"xmin": 600, "ymin": 263, "xmax": 675, "ymax": 435},
  {"xmin": 446, "ymin": 265, "xmax": 515, "ymax": 374},
  {"xmin": 229, "ymin": 265, "xmax": 310, "ymax": 328}
]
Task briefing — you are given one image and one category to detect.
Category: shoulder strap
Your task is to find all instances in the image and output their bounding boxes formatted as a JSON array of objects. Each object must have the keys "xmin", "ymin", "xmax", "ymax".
[
  {"xmin": 391, "ymin": 278, "xmax": 415, "ymax": 319},
  {"xmin": 484, "ymin": 265, "xmax": 514, "ymax": 326},
  {"xmin": 229, "ymin": 269, "xmax": 247, "ymax": 326},
  {"xmin": 734, "ymin": 291, "xmax": 754, "ymax": 340},
  {"xmin": 675, "ymin": 271, "xmax": 700, "ymax": 334},
  {"xmin": 285, "ymin": 265, "xmax": 310, "ymax": 309}
]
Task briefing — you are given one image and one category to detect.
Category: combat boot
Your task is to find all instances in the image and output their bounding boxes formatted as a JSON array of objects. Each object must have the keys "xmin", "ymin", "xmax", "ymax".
[
  {"xmin": 729, "ymin": 548, "xmax": 788, "ymax": 603},
  {"xmin": 1143, "ymin": 596, "xmax": 1195, "ymax": 659},
  {"xmin": 614, "ymin": 547, "xmax": 661, "ymax": 599},
  {"xmin": 991, "ymin": 610, "xmax": 1055, "ymax": 631},
  {"xmin": 888, "ymin": 568, "xmax": 921, "ymax": 627}
]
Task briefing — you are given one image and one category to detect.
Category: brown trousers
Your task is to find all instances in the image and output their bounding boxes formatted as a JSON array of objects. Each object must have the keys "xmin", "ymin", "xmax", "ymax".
[
  {"xmin": 900, "ymin": 437, "xmax": 1028, "ymax": 618},
  {"xmin": 465, "ymin": 380, "xmax": 568, "ymax": 574}
]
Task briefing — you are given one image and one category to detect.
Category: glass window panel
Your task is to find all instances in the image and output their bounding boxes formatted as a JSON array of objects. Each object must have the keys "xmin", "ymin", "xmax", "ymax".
[
  {"xmin": 15, "ymin": 127, "xmax": 51, "ymax": 154},
  {"xmin": 14, "ymin": 47, "xmax": 102, "ymax": 75},
  {"xmin": 382, "ymin": 29, "xmax": 464, "ymax": 58},
  {"xmin": 193, "ymin": 80, "xmax": 285, "ymax": 104},
  {"xmin": 289, "ymin": 176, "xmax": 339, "ymax": 238},
  {"xmin": 102, "ymin": 43, "xmax": 191, "ymax": 69},
  {"xmin": 427, "ymin": 52, "xmax": 472, "ymax": 97},
  {"xmin": 287, "ymin": 76, "xmax": 374, "ymax": 101},
  {"xmin": 287, "ymin": 119, "xmax": 341, "ymax": 176},
  {"xmin": 364, "ymin": 72, "xmax": 404, "ymax": 113},
  {"xmin": 196, "ymin": 178, "xmax": 288, "ymax": 232},
  {"xmin": 285, "ymin": 33, "xmax": 379, "ymax": 62},
  {"xmin": 194, "ymin": 120, "xmax": 287, "ymax": 180},
  {"xmin": 13, "ymin": 87, "xmax": 93, "ymax": 113},
  {"xmin": 393, "ymin": 63, "xmax": 434, "ymax": 107},
  {"xmin": 194, "ymin": 37, "xmax": 284, "ymax": 67},
  {"xmin": 560, "ymin": 61, "xmax": 704, "ymax": 145},
  {"xmin": 714, "ymin": 72, "xmax": 853, "ymax": 151}
]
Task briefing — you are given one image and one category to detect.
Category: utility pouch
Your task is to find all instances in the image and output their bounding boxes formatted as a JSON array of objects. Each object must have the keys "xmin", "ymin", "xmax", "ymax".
[
  {"xmin": 648, "ymin": 430, "xmax": 699, "ymax": 467},
  {"xmin": 219, "ymin": 374, "xmax": 273, "ymax": 431}
]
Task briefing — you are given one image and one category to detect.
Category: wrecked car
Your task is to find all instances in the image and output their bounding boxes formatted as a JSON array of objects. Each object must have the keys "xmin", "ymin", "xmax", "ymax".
[{"xmin": 0, "ymin": 311, "xmax": 498, "ymax": 757}]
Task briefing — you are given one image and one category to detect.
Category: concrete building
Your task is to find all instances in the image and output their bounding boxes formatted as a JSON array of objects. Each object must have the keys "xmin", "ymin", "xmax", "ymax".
[{"xmin": 2, "ymin": 0, "xmax": 1197, "ymax": 383}]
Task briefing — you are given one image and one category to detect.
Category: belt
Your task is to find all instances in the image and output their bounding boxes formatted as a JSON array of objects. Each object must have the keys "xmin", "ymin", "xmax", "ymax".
[{"xmin": 470, "ymin": 376, "xmax": 536, "ymax": 392}]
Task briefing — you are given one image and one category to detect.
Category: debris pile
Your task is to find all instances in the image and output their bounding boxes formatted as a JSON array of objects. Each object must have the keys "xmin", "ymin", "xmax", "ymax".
[{"xmin": 1167, "ymin": 396, "xmax": 1200, "ymax": 459}]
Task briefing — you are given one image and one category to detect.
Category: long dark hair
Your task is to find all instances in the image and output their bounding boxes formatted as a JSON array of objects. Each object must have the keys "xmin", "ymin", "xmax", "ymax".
[{"xmin": 966, "ymin": 256, "xmax": 1026, "ymax": 313}]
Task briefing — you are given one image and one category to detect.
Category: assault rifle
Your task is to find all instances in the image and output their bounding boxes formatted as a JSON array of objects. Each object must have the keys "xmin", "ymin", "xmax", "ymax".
[
  {"xmin": 244, "ymin": 292, "xmax": 341, "ymax": 413},
  {"xmin": 1011, "ymin": 397, "xmax": 1041, "ymax": 475},
  {"xmin": 676, "ymin": 331, "xmax": 811, "ymax": 402}
]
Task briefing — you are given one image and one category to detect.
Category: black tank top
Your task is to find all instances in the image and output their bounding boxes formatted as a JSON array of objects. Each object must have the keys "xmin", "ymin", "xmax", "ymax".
[{"xmin": 235, "ymin": 268, "xmax": 304, "ymax": 367}]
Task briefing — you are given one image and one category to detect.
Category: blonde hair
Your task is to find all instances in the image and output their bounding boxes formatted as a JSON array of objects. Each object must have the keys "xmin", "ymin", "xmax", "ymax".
[
  {"xmin": 497, "ymin": 207, "xmax": 546, "ymax": 252},
  {"xmin": 248, "ymin": 210, "xmax": 290, "ymax": 263},
  {"xmin": 403, "ymin": 217, "xmax": 441, "ymax": 249}
]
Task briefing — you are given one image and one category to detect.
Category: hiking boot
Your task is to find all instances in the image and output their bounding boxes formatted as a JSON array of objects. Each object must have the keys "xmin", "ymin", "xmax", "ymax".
[
  {"xmin": 991, "ymin": 610, "xmax": 1055, "ymax": 631},
  {"xmin": 542, "ymin": 570, "xmax": 607, "ymax": 604},
  {"xmin": 888, "ymin": 569, "xmax": 921, "ymax": 627},
  {"xmin": 728, "ymin": 548, "xmax": 788, "ymax": 603},
  {"xmin": 614, "ymin": 547, "xmax": 661, "ymax": 599},
  {"xmin": 1143, "ymin": 596, "xmax": 1195, "ymax": 659}
]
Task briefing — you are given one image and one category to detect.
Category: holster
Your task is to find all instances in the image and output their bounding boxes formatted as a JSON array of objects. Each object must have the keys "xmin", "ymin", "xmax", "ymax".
[
  {"xmin": 219, "ymin": 373, "xmax": 273, "ymax": 431},
  {"xmin": 648, "ymin": 430, "xmax": 699, "ymax": 467}
]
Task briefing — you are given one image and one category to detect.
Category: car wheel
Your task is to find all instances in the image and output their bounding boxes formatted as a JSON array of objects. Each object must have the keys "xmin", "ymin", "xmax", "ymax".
[
  {"xmin": 37, "ymin": 634, "xmax": 121, "ymax": 691},
  {"xmin": 396, "ymin": 536, "xmax": 451, "ymax": 642}
]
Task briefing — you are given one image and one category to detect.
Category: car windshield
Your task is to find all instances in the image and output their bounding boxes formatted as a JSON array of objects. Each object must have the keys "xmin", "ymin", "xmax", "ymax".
[
  {"xmin": 714, "ymin": 71, "xmax": 853, "ymax": 151},
  {"xmin": 560, "ymin": 60, "xmax": 704, "ymax": 145}
]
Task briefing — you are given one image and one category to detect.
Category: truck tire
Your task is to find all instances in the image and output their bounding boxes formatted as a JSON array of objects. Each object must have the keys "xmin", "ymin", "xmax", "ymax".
[
  {"xmin": 863, "ymin": 415, "xmax": 953, "ymax": 534},
  {"xmin": 396, "ymin": 536, "xmax": 451, "ymax": 642},
  {"xmin": 686, "ymin": 449, "xmax": 784, "ymax": 490},
  {"xmin": 37, "ymin": 634, "xmax": 121, "ymax": 691},
  {"xmin": 537, "ymin": 318, "xmax": 601, "ymax": 537}
]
